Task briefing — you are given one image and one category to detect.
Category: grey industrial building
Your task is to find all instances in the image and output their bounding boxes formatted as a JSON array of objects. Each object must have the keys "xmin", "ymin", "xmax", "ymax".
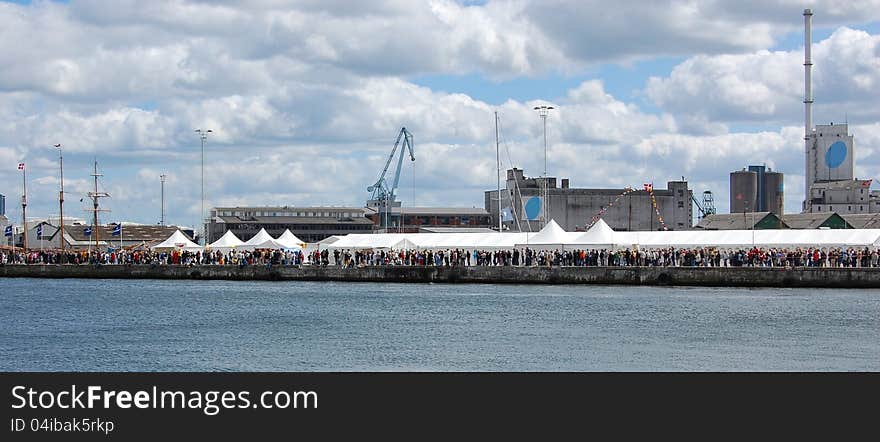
[
  {"xmin": 207, "ymin": 206, "xmax": 375, "ymax": 243},
  {"xmin": 730, "ymin": 165, "xmax": 784, "ymax": 215},
  {"xmin": 800, "ymin": 123, "xmax": 880, "ymax": 214},
  {"xmin": 207, "ymin": 205, "xmax": 493, "ymax": 242},
  {"xmin": 797, "ymin": 15, "xmax": 879, "ymax": 215},
  {"xmin": 366, "ymin": 206, "xmax": 492, "ymax": 233},
  {"xmin": 485, "ymin": 168, "xmax": 693, "ymax": 232}
]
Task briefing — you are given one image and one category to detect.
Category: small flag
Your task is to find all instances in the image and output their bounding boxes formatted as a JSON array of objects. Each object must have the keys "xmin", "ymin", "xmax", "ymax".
[
  {"xmin": 17, "ymin": 163, "xmax": 25, "ymax": 170},
  {"xmin": 862, "ymin": 180, "xmax": 872, "ymax": 188},
  {"xmin": 500, "ymin": 207, "xmax": 513, "ymax": 222},
  {"xmin": 4, "ymin": 226, "xmax": 11, "ymax": 237},
  {"xmin": 112, "ymin": 224, "xmax": 121, "ymax": 236},
  {"xmin": 643, "ymin": 183, "xmax": 653, "ymax": 192},
  {"xmin": 36, "ymin": 224, "xmax": 43, "ymax": 239},
  {"xmin": 83, "ymin": 227, "xmax": 92, "ymax": 237}
]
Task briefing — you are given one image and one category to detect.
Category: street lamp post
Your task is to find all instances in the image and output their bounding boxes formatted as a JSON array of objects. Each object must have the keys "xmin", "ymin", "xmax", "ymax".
[
  {"xmin": 160, "ymin": 174, "xmax": 167, "ymax": 226},
  {"xmin": 54, "ymin": 144, "xmax": 65, "ymax": 261},
  {"xmin": 534, "ymin": 105, "xmax": 554, "ymax": 229},
  {"xmin": 194, "ymin": 129, "xmax": 212, "ymax": 245}
]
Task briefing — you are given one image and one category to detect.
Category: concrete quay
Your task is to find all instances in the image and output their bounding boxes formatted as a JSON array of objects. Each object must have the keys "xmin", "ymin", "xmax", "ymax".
[{"xmin": 3, "ymin": 264, "xmax": 880, "ymax": 288}]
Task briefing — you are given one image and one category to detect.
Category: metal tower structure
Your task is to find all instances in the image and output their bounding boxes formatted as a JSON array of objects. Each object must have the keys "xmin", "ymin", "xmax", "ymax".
[{"xmin": 692, "ymin": 190, "xmax": 716, "ymax": 220}]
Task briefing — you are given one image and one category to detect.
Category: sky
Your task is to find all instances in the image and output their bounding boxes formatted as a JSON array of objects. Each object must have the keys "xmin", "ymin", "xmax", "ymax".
[{"xmin": 1, "ymin": 0, "xmax": 880, "ymax": 230}]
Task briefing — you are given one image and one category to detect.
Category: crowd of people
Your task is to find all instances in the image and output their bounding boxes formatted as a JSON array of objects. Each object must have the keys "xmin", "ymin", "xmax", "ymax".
[
  {"xmin": 0, "ymin": 248, "xmax": 306, "ymax": 267},
  {"xmin": 3, "ymin": 245, "xmax": 880, "ymax": 269}
]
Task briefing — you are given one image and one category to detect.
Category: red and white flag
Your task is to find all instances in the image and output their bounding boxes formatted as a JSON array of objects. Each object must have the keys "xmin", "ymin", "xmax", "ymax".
[
  {"xmin": 643, "ymin": 183, "xmax": 653, "ymax": 192},
  {"xmin": 17, "ymin": 163, "xmax": 24, "ymax": 170}
]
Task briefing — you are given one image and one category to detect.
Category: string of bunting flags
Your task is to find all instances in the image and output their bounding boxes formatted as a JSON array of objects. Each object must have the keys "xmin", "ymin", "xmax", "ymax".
[
  {"xmin": 587, "ymin": 186, "xmax": 636, "ymax": 229},
  {"xmin": 587, "ymin": 183, "xmax": 668, "ymax": 231},
  {"xmin": 645, "ymin": 184, "xmax": 670, "ymax": 231}
]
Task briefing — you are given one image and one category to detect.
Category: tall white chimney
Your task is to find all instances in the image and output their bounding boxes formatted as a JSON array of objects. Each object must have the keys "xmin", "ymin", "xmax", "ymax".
[{"xmin": 804, "ymin": 8, "xmax": 814, "ymax": 208}]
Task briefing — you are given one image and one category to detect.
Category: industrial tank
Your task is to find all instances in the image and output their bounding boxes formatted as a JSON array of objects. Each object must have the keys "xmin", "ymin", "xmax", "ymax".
[
  {"xmin": 763, "ymin": 171, "xmax": 784, "ymax": 215},
  {"xmin": 730, "ymin": 170, "xmax": 758, "ymax": 214}
]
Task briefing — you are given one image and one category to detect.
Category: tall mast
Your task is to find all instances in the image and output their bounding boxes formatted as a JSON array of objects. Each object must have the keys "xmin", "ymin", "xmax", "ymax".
[
  {"xmin": 495, "ymin": 111, "xmax": 502, "ymax": 232},
  {"xmin": 21, "ymin": 163, "xmax": 27, "ymax": 251},
  {"xmin": 87, "ymin": 160, "xmax": 110, "ymax": 252},
  {"xmin": 55, "ymin": 144, "xmax": 64, "ymax": 259}
]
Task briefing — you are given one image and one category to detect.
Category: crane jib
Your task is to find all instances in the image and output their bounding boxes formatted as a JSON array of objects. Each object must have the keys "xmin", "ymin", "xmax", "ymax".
[{"xmin": 367, "ymin": 127, "xmax": 415, "ymax": 204}]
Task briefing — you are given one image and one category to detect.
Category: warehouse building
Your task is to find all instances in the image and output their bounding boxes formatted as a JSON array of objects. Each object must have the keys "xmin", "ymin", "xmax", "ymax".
[
  {"xmin": 366, "ymin": 206, "xmax": 492, "ymax": 233},
  {"xmin": 485, "ymin": 168, "xmax": 693, "ymax": 232},
  {"xmin": 207, "ymin": 206, "xmax": 375, "ymax": 243}
]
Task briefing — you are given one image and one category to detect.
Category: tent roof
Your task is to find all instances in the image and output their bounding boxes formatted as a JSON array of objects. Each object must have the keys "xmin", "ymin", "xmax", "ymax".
[
  {"xmin": 527, "ymin": 219, "xmax": 566, "ymax": 244},
  {"xmin": 151, "ymin": 230, "xmax": 202, "ymax": 251},
  {"xmin": 572, "ymin": 219, "xmax": 616, "ymax": 246},
  {"xmin": 208, "ymin": 230, "xmax": 244, "ymax": 249},
  {"xmin": 317, "ymin": 235, "xmax": 342, "ymax": 245},
  {"xmin": 276, "ymin": 229, "xmax": 306, "ymax": 249},
  {"xmin": 516, "ymin": 219, "xmax": 579, "ymax": 248},
  {"xmin": 239, "ymin": 228, "xmax": 286, "ymax": 250}
]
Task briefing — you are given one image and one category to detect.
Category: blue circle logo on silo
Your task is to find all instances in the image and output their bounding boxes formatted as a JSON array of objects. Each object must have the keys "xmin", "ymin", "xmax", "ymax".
[
  {"xmin": 825, "ymin": 141, "xmax": 847, "ymax": 168},
  {"xmin": 524, "ymin": 196, "xmax": 542, "ymax": 220}
]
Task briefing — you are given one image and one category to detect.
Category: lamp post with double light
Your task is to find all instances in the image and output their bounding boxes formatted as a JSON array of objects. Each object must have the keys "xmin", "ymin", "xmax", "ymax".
[
  {"xmin": 194, "ymin": 129, "xmax": 212, "ymax": 245},
  {"xmin": 533, "ymin": 105, "xmax": 554, "ymax": 229}
]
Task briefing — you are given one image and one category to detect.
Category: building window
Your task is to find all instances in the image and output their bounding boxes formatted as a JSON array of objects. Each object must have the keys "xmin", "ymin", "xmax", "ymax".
[
  {"xmin": 677, "ymin": 201, "xmax": 684, "ymax": 208},
  {"xmin": 848, "ymin": 206, "xmax": 852, "ymax": 211}
]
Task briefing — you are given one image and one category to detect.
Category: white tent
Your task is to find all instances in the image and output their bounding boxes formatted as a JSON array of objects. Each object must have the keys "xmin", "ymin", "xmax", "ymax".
[
  {"xmin": 571, "ymin": 219, "xmax": 616, "ymax": 248},
  {"xmin": 207, "ymin": 230, "xmax": 244, "ymax": 252},
  {"xmin": 515, "ymin": 220, "xmax": 579, "ymax": 249},
  {"xmin": 318, "ymin": 235, "xmax": 342, "ymax": 245},
  {"xmin": 322, "ymin": 224, "xmax": 880, "ymax": 253},
  {"xmin": 478, "ymin": 232, "xmax": 532, "ymax": 249},
  {"xmin": 327, "ymin": 233, "xmax": 412, "ymax": 250},
  {"xmin": 239, "ymin": 228, "xmax": 286, "ymax": 251},
  {"xmin": 610, "ymin": 228, "xmax": 880, "ymax": 249},
  {"xmin": 276, "ymin": 229, "xmax": 306, "ymax": 249},
  {"xmin": 151, "ymin": 230, "xmax": 202, "ymax": 252}
]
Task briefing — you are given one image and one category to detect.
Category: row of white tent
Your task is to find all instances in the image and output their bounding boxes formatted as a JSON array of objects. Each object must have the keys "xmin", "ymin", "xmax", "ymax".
[
  {"xmin": 149, "ymin": 219, "xmax": 880, "ymax": 253},
  {"xmin": 320, "ymin": 219, "xmax": 880, "ymax": 250},
  {"xmin": 151, "ymin": 228, "xmax": 305, "ymax": 252}
]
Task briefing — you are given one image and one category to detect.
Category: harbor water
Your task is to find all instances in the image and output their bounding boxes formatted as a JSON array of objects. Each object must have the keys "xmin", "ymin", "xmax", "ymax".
[{"xmin": 1, "ymin": 278, "xmax": 878, "ymax": 371}]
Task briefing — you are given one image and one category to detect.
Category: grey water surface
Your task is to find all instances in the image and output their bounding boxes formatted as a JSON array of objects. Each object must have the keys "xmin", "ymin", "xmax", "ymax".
[{"xmin": 1, "ymin": 278, "xmax": 878, "ymax": 371}]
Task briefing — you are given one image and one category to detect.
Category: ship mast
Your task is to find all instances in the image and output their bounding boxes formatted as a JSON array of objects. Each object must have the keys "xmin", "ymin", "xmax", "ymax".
[
  {"xmin": 86, "ymin": 160, "xmax": 110, "ymax": 252},
  {"xmin": 495, "ymin": 111, "xmax": 501, "ymax": 232},
  {"xmin": 21, "ymin": 163, "xmax": 27, "ymax": 251},
  {"xmin": 54, "ymin": 144, "xmax": 65, "ymax": 260}
]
